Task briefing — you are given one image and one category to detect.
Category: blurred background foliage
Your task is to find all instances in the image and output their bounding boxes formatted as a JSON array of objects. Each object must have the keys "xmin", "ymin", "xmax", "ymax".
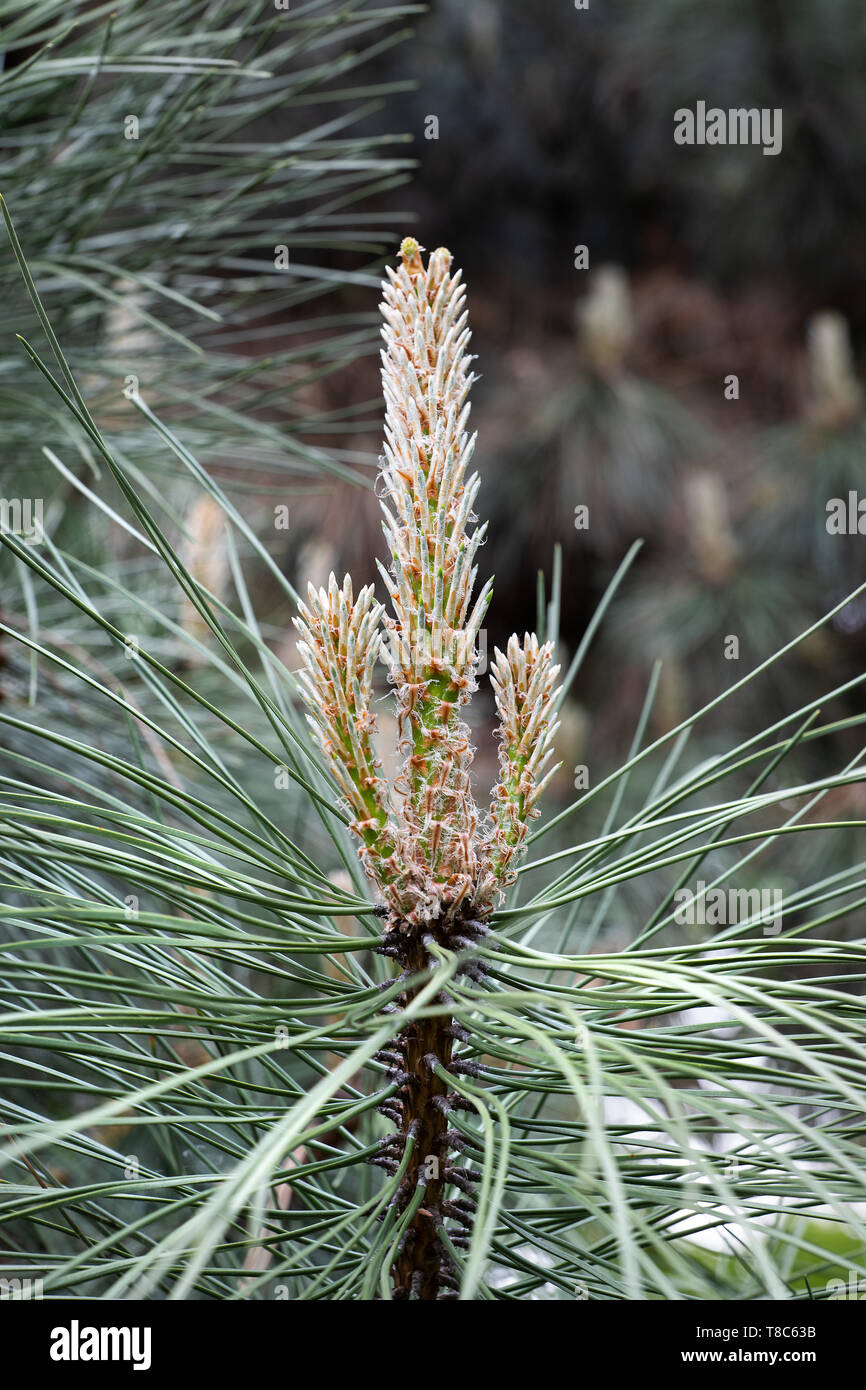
[{"xmin": 0, "ymin": 0, "xmax": 416, "ymax": 567}]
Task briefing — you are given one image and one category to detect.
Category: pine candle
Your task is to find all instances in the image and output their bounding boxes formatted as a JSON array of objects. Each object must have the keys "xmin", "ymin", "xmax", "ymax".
[{"xmin": 293, "ymin": 238, "xmax": 561, "ymax": 1298}]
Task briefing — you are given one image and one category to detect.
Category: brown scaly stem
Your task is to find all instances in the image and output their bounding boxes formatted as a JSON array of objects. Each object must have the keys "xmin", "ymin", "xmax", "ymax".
[
  {"xmin": 389, "ymin": 924, "xmax": 454, "ymax": 1300},
  {"xmin": 372, "ymin": 907, "xmax": 489, "ymax": 1301}
]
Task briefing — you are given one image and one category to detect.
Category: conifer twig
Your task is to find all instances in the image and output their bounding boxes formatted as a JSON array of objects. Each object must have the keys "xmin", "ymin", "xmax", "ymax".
[{"xmin": 293, "ymin": 238, "xmax": 561, "ymax": 1298}]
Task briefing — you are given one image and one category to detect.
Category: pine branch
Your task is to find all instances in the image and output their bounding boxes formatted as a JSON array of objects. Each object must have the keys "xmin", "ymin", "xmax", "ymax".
[{"xmin": 293, "ymin": 239, "xmax": 562, "ymax": 1297}]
